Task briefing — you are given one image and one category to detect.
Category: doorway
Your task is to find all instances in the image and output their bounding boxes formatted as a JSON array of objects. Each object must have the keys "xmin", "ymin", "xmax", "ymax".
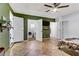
[
  {"xmin": 27, "ymin": 19, "xmax": 42, "ymax": 41},
  {"xmin": 42, "ymin": 20, "xmax": 50, "ymax": 40}
]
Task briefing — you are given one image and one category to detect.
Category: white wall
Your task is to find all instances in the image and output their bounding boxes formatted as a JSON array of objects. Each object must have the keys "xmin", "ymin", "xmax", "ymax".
[
  {"xmin": 63, "ymin": 13, "xmax": 79, "ymax": 38},
  {"xmin": 62, "ymin": 21, "xmax": 69, "ymax": 39}
]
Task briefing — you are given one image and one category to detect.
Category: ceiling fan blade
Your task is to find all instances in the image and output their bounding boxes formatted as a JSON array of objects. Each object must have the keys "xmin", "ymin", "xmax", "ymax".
[
  {"xmin": 46, "ymin": 10, "xmax": 50, "ymax": 12},
  {"xmin": 58, "ymin": 5, "xmax": 69, "ymax": 8},
  {"xmin": 53, "ymin": 3, "xmax": 61, "ymax": 7},
  {"xmin": 44, "ymin": 4, "xmax": 53, "ymax": 8}
]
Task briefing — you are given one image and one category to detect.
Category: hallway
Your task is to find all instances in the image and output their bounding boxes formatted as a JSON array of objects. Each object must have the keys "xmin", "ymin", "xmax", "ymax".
[{"xmin": 6, "ymin": 39, "xmax": 70, "ymax": 56}]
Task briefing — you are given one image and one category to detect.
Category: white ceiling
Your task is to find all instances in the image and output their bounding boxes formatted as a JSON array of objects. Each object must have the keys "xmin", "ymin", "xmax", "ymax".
[{"xmin": 10, "ymin": 3, "xmax": 79, "ymax": 18}]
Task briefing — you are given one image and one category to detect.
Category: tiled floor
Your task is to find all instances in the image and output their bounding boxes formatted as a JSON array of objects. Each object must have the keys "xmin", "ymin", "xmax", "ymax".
[{"xmin": 6, "ymin": 39, "xmax": 70, "ymax": 56}]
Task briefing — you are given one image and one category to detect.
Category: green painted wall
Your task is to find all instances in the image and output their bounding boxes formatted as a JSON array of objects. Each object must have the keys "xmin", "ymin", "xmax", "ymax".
[
  {"xmin": 24, "ymin": 17, "xmax": 28, "ymax": 40},
  {"xmin": 0, "ymin": 3, "xmax": 10, "ymax": 51},
  {"xmin": 13, "ymin": 12, "xmax": 55, "ymax": 22}
]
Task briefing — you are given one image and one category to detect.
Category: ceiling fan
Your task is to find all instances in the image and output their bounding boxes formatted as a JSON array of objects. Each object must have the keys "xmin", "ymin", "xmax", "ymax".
[{"xmin": 44, "ymin": 3, "xmax": 69, "ymax": 12}]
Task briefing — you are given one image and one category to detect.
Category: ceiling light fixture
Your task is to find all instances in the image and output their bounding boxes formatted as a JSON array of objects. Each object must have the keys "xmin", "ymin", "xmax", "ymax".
[
  {"xmin": 53, "ymin": 8, "xmax": 58, "ymax": 12},
  {"xmin": 44, "ymin": 3, "xmax": 69, "ymax": 12}
]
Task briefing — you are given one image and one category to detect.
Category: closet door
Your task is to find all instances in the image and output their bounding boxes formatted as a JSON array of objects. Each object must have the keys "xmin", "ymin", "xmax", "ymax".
[
  {"xmin": 13, "ymin": 16, "xmax": 24, "ymax": 42},
  {"xmin": 36, "ymin": 19, "xmax": 42, "ymax": 41}
]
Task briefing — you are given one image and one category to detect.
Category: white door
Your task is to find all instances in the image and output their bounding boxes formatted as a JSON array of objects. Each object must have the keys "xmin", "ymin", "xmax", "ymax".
[
  {"xmin": 50, "ymin": 22, "xmax": 57, "ymax": 38},
  {"xmin": 36, "ymin": 19, "xmax": 42, "ymax": 41},
  {"xmin": 13, "ymin": 16, "xmax": 24, "ymax": 42}
]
